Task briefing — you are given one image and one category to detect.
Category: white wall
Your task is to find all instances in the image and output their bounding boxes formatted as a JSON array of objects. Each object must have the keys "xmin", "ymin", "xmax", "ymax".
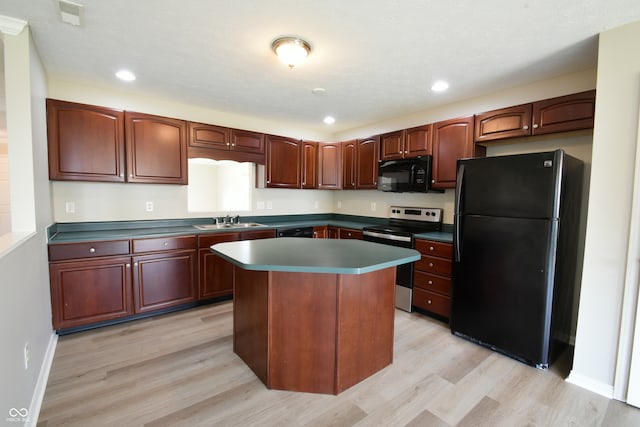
[
  {"xmin": 569, "ymin": 20, "xmax": 640, "ymax": 399},
  {"xmin": 0, "ymin": 26, "xmax": 54, "ymax": 424}
]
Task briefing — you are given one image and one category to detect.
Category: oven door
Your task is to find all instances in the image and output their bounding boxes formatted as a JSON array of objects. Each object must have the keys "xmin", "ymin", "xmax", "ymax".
[{"xmin": 362, "ymin": 230, "xmax": 414, "ymax": 312}]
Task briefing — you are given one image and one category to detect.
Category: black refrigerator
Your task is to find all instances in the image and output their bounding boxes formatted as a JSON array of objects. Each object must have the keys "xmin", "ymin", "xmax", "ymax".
[{"xmin": 450, "ymin": 150, "xmax": 583, "ymax": 369}]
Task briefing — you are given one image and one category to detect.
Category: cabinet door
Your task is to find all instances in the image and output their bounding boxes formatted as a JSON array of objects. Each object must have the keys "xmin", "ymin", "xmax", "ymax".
[
  {"xmin": 188, "ymin": 121, "xmax": 230, "ymax": 150},
  {"xmin": 47, "ymin": 99, "xmax": 125, "ymax": 182},
  {"xmin": 313, "ymin": 226, "xmax": 328, "ymax": 239},
  {"xmin": 232, "ymin": 129, "xmax": 265, "ymax": 154},
  {"xmin": 125, "ymin": 112, "xmax": 188, "ymax": 184},
  {"xmin": 266, "ymin": 135, "xmax": 302, "ymax": 188},
  {"xmin": 49, "ymin": 256, "xmax": 133, "ymax": 330},
  {"xmin": 301, "ymin": 141, "xmax": 318, "ymax": 189},
  {"xmin": 342, "ymin": 140, "xmax": 356, "ymax": 189},
  {"xmin": 405, "ymin": 124, "xmax": 432, "ymax": 158},
  {"xmin": 380, "ymin": 130, "xmax": 405, "ymax": 160},
  {"xmin": 432, "ymin": 116, "xmax": 484, "ymax": 189},
  {"xmin": 356, "ymin": 136, "xmax": 379, "ymax": 189},
  {"xmin": 199, "ymin": 233, "xmax": 239, "ymax": 300},
  {"xmin": 532, "ymin": 90, "xmax": 596, "ymax": 136},
  {"xmin": 132, "ymin": 249, "xmax": 197, "ymax": 313},
  {"xmin": 328, "ymin": 226, "xmax": 340, "ymax": 239},
  {"xmin": 317, "ymin": 142, "xmax": 342, "ymax": 189},
  {"xmin": 474, "ymin": 104, "xmax": 532, "ymax": 142}
]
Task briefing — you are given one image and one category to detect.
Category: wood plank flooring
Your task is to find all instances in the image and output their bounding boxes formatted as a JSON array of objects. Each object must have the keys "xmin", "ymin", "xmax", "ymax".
[{"xmin": 37, "ymin": 301, "xmax": 640, "ymax": 426}]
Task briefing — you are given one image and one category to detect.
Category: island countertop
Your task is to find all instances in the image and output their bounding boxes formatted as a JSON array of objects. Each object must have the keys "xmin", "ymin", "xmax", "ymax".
[{"xmin": 210, "ymin": 237, "xmax": 420, "ymax": 274}]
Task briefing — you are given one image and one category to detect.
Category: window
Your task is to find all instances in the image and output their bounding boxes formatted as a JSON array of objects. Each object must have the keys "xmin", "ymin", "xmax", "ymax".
[{"xmin": 187, "ymin": 158, "xmax": 253, "ymax": 213}]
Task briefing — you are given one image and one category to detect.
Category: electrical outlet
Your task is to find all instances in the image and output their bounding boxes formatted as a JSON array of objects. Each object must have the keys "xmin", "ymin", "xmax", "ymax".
[
  {"xmin": 145, "ymin": 201, "xmax": 154, "ymax": 212},
  {"xmin": 23, "ymin": 342, "xmax": 30, "ymax": 370},
  {"xmin": 371, "ymin": 202, "xmax": 377, "ymax": 211},
  {"xmin": 65, "ymin": 201, "xmax": 75, "ymax": 213},
  {"xmin": 257, "ymin": 201, "xmax": 265, "ymax": 210},
  {"xmin": 267, "ymin": 201, "xmax": 273, "ymax": 210}
]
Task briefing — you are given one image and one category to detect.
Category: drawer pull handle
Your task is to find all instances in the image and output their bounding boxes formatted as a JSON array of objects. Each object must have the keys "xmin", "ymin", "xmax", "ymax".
[{"xmin": 89, "ymin": 247, "xmax": 96, "ymax": 253}]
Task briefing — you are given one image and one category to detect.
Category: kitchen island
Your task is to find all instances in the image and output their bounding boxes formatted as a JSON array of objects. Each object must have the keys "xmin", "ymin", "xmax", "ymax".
[{"xmin": 210, "ymin": 237, "xmax": 420, "ymax": 395}]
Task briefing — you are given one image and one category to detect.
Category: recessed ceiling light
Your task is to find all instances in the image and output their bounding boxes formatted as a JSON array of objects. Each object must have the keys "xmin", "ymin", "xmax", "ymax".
[
  {"xmin": 323, "ymin": 116, "xmax": 335, "ymax": 125},
  {"xmin": 431, "ymin": 80, "xmax": 449, "ymax": 92},
  {"xmin": 312, "ymin": 87, "xmax": 326, "ymax": 95},
  {"xmin": 115, "ymin": 70, "xmax": 136, "ymax": 82}
]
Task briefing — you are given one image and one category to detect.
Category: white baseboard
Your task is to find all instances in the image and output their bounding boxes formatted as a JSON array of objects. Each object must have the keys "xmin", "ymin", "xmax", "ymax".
[
  {"xmin": 566, "ymin": 370, "xmax": 614, "ymax": 398},
  {"xmin": 26, "ymin": 332, "xmax": 57, "ymax": 427}
]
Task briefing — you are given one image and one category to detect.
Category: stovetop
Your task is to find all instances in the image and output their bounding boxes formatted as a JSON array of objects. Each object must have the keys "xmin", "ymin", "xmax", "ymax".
[{"xmin": 363, "ymin": 206, "xmax": 443, "ymax": 236}]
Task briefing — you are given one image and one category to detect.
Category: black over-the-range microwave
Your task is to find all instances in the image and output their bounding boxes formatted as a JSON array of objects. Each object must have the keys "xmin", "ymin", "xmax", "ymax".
[{"xmin": 377, "ymin": 156, "xmax": 440, "ymax": 193}]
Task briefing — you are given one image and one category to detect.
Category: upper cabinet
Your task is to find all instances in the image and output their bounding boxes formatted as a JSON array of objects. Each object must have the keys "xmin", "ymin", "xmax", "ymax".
[
  {"xmin": 125, "ymin": 112, "xmax": 188, "ymax": 184},
  {"xmin": 432, "ymin": 116, "xmax": 485, "ymax": 189},
  {"xmin": 317, "ymin": 142, "xmax": 342, "ymax": 190},
  {"xmin": 356, "ymin": 136, "xmax": 380, "ymax": 189},
  {"xmin": 474, "ymin": 90, "xmax": 596, "ymax": 142},
  {"xmin": 342, "ymin": 140, "xmax": 357, "ymax": 189},
  {"xmin": 265, "ymin": 135, "xmax": 302, "ymax": 188},
  {"xmin": 188, "ymin": 122, "xmax": 265, "ymax": 163},
  {"xmin": 301, "ymin": 141, "xmax": 318, "ymax": 189},
  {"xmin": 380, "ymin": 125, "xmax": 432, "ymax": 160},
  {"xmin": 47, "ymin": 99, "xmax": 126, "ymax": 182}
]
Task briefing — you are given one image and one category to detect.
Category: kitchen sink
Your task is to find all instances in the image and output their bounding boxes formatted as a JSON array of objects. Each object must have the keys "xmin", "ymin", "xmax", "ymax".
[{"xmin": 193, "ymin": 222, "xmax": 267, "ymax": 230}]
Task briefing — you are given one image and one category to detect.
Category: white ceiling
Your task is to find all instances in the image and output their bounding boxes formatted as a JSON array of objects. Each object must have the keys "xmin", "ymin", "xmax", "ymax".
[{"xmin": 1, "ymin": 0, "xmax": 640, "ymax": 136}]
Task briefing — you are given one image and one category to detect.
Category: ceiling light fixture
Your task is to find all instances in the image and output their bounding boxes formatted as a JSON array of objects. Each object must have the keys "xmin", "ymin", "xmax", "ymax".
[
  {"xmin": 115, "ymin": 70, "xmax": 136, "ymax": 82},
  {"xmin": 323, "ymin": 116, "xmax": 335, "ymax": 125},
  {"xmin": 272, "ymin": 37, "xmax": 311, "ymax": 69},
  {"xmin": 431, "ymin": 80, "xmax": 449, "ymax": 92}
]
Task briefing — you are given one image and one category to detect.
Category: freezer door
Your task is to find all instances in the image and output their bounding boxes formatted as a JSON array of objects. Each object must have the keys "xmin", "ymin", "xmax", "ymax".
[
  {"xmin": 451, "ymin": 214, "xmax": 558, "ymax": 366},
  {"xmin": 456, "ymin": 150, "xmax": 563, "ymax": 219}
]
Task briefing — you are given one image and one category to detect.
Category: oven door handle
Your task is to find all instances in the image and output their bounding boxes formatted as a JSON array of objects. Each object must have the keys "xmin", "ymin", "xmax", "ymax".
[{"xmin": 362, "ymin": 230, "xmax": 412, "ymax": 243}]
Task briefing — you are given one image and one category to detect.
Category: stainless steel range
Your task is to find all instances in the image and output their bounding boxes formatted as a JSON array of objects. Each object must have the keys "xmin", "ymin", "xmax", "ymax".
[{"xmin": 363, "ymin": 206, "xmax": 443, "ymax": 312}]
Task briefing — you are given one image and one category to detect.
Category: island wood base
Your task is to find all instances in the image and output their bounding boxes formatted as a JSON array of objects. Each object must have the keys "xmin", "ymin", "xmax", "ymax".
[{"xmin": 233, "ymin": 266, "xmax": 396, "ymax": 395}]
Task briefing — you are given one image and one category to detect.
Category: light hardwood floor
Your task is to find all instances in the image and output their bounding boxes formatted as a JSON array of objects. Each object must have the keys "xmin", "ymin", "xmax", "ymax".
[{"xmin": 37, "ymin": 301, "xmax": 640, "ymax": 426}]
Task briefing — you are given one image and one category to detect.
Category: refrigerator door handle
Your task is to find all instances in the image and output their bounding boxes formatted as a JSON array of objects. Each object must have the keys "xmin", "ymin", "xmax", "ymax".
[{"xmin": 454, "ymin": 164, "xmax": 465, "ymax": 262}]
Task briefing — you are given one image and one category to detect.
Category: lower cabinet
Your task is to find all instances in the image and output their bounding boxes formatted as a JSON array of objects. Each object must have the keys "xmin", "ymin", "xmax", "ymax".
[
  {"xmin": 412, "ymin": 239, "xmax": 453, "ymax": 319},
  {"xmin": 199, "ymin": 232, "xmax": 239, "ymax": 300},
  {"xmin": 49, "ymin": 256, "xmax": 133, "ymax": 330},
  {"xmin": 313, "ymin": 226, "xmax": 328, "ymax": 238}
]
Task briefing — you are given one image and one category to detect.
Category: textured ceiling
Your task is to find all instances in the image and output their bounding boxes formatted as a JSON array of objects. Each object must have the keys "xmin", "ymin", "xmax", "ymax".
[{"xmin": 1, "ymin": 0, "xmax": 640, "ymax": 136}]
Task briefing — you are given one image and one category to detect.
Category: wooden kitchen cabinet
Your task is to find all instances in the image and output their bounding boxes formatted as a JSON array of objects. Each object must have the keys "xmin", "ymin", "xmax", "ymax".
[
  {"xmin": 474, "ymin": 90, "xmax": 596, "ymax": 142},
  {"xmin": 313, "ymin": 226, "xmax": 328, "ymax": 238},
  {"xmin": 301, "ymin": 141, "xmax": 318, "ymax": 189},
  {"xmin": 338, "ymin": 227, "xmax": 362, "ymax": 240},
  {"xmin": 380, "ymin": 125, "xmax": 431, "ymax": 160},
  {"xmin": 317, "ymin": 142, "xmax": 342, "ymax": 189},
  {"xmin": 265, "ymin": 135, "xmax": 302, "ymax": 188},
  {"xmin": 125, "ymin": 112, "xmax": 188, "ymax": 184},
  {"xmin": 131, "ymin": 235, "xmax": 197, "ymax": 313},
  {"xmin": 46, "ymin": 99, "xmax": 126, "ymax": 182},
  {"xmin": 432, "ymin": 115, "xmax": 485, "ymax": 189},
  {"xmin": 198, "ymin": 229, "xmax": 276, "ymax": 301},
  {"xmin": 328, "ymin": 226, "xmax": 340, "ymax": 239},
  {"xmin": 413, "ymin": 239, "xmax": 453, "ymax": 320},
  {"xmin": 342, "ymin": 140, "xmax": 357, "ymax": 189},
  {"xmin": 188, "ymin": 122, "xmax": 265, "ymax": 163},
  {"xmin": 198, "ymin": 232, "xmax": 239, "ymax": 300},
  {"xmin": 356, "ymin": 136, "xmax": 379, "ymax": 189}
]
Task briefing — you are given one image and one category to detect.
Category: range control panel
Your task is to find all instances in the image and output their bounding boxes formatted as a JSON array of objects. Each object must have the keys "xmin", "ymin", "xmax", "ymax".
[{"xmin": 389, "ymin": 206, "xmax": 443, "ymax": 223}]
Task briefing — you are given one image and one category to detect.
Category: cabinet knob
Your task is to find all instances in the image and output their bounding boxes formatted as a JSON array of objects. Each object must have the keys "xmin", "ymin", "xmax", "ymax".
[
  {"xmin": 134, "ymin": 262, "xmax": 138, "ymax": 267},
  {"xmin": 226, "ymin": 142, "xmax": 231, "ymax": 147},
  {"xmin": 89, "ymin": 247, "xmax": 96, "ymax": 253},
  {"xmin": 126, "ymin": 263, "xmax": 131, "ymax": 268},
  {"xmin": 533, "ymin": 123, "xmax": 539, "ymax": 129},
  {"xmin": 523, "ymin": 125, "xmax": 529, "ymax": 130},
  {"xmin": 129, "ymin": 174, "xmax": 133, "ymax": 178},
  {"xmin": 431, "ymin": 179, "xmax": 435, "ymax": 184},
  {"xmin": 429, "ymin": 262, "xmax": 434, "ymax": 268},
  {"xmin": 164, "ymin": 242, "xmax": 168, "ymax": 247},
  {"xmin": 427, "ymin": 299, "xmax": 432, "ymax": 305},
  {"xmin": 429, "ymin": 246, "xmax": 435, "ymax": 251},
  {"xmin": 404, "ymin": 150, "xmax": 408, "ymax": 154},
  {"xmin": 231, "ymin": 143, "xmax": 235, "ymax": 147},
  {"xmin": 119, "ymin": 173, "xmax": 124, "ymax": 177},
  {"xmin": 428, "ymin": 280, "xmax": 433, "ymax": 285}
]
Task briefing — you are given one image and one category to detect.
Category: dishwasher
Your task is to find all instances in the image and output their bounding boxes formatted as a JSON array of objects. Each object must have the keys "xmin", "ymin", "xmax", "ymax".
[{"xmin": 276, "ymin": 226, "xmax": 314, "ymax": 238}]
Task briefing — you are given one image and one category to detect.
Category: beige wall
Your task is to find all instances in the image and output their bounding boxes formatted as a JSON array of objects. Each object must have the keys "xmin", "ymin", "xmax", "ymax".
[
  {"xmin": 569, "ymin": 20, "xmax": 640, "ymax": 399},
  {"xmin": 0, "ymin": 27, "xmax": 54, "ymax": 422}
]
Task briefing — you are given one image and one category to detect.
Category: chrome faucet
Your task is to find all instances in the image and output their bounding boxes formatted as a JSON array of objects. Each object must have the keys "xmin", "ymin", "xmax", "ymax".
[{"xmin": 235, "ymin": 215, "xmax": 240, "ymax": 224}]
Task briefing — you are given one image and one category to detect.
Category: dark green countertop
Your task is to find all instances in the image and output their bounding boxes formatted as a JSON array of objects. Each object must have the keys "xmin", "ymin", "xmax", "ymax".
[
  {"xmin": 211, "ymin": 238, "xmax": 421, "ymax": 274},
  {"xmin": 46, "ymin": 215, "xmax": 453, "ymax": 244}
]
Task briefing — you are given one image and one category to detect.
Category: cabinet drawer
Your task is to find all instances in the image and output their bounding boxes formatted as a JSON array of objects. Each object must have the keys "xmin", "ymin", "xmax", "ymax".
[
  {"xmin": 132, "ymin": 235, "xmax": 196, "ymax": 253},
  {"xmin": 198, "ymin": 232, "xmax": 239, "ymax": 247},
  {"xmin": 415, "ymin": 255, "xmax": 452, "ymax": 277},
  {"xmin": 339, "ymin": 228, "xmax": 362, "ymax": 239},
  {"xmin": 241, "ymin": 229, "xmax": 276, "ymax": 240},
  {"xmin": 49, "ymin": 240, "xmax": 130, "ymax": 261},
  {"xmin": 415, "ymin": 239, "xmax": 453, "ymax": 258},
  {"xmin": 413, "ymin": 287, "xmax": 451, "ymax": 318},
  {"xmin": 413, "ymin": 271, "xmax": 451, "ymax": 295}
]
